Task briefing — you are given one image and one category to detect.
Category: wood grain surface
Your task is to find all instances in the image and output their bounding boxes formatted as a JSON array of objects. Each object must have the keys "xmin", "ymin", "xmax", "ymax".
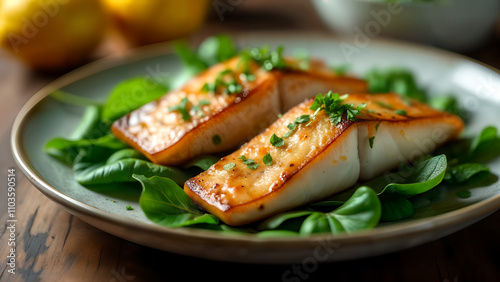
[{"xmin": 1, "ymin": 1, "xmax": 499, "ymax": 281}]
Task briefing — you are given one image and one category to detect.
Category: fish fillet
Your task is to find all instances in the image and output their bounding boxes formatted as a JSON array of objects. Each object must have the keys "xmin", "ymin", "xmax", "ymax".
[
  {"xmin": 111, "ymin": 56, "xmax": 367, "ymax": 165},
  {"xmin": 184, "ymin": 93, "xmax": 464, "ymax": 225}
]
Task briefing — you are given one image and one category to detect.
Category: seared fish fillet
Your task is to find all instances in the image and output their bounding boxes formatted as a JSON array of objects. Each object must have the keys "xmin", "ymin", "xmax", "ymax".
[
  {"xmin": 112, "ymin": 56, "xmax": 366, "ymax": 165},
  {"xmin": 184, "ymin": 93, "xmax": 464, "ymax": 225}
]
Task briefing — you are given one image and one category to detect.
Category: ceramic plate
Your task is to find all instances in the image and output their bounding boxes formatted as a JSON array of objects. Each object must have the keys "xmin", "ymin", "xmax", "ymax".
[{"xmin": 11, "ymin": 32, "xmax": 500, "ymax": 264}]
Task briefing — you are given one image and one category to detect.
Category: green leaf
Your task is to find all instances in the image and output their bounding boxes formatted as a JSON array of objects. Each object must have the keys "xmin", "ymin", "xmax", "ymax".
[
  {"xmin": 106, "ymin": 148, "xmax": 147, "ymax": 164},
  {"xmin": 212, "ymin": 134, "xmax": 222, "ymax": 145},
  {"xmin": 270, "ymin": 133, "xmax": 285, "ymax": 147},
  {"xmin": 101, "ymin": 77, "xmax": 168, "ymax": 123},
  {"xmin": 395, "ymin": 109, "xmax": 407, "ymax": 116},
  {"xmin": 263, "ymin": 153, "xmax": 273, "ymax": 166},
  {"xmin": 258, "ymin": 210, "xmax": 313, "ymax": 230},
  {"xmin": 184, "ymin": 155, "xmax": 220, "ymax": 171},
  {"xmin": 259, "ymin": 187, "xmax": 381, "ymax": 235},
  {"xmin": 381, "ymin": 155, "xmax": 447, "ymax": 197},
  {"xmin": 223, "ymin": 162, "xmax": 236, "ymax": 171},
  {"xmin": 69, "ymin": 105, "xmax": 102, "ymax": 140},
  {"xmin": 429, "ymin": 95, "xmax": 467, "ymax": 121},
  {"xmin": 134, "ymin": 175, "xmax": 219, "ymax": 228},
  {"xmin": 369, "ymin": 136, "xmax": 375, "ymax": 148},
  {"xmin": 168, "ymin": 97, "xmax": 191, "ymax": 121},
  {"xmin": 379, "ymin": 195, "xmax": 415, "ymax": 222},
  {"xmin": 468, "ymin": 126, "xmax": 500, "ymax": 163},
  {"xmin": 241, "ymin": 158, "xmax": 259, "ymax": 170},
  {"xmin": 197, "ymin": 34, "xmax": 238, "ymax": 66},
  {"xmin": 73, "ymin": 147, "xmax": 192, "ymax": 186},
  {"xmin": 173, "ymin": 41, "xmax": 208, "ymax": 76},
  {"xmin": 44, "ymin": 134, "xmax": 127, "ymax": 165},
  {"xmin": 444, "ymin": 163, "xmax": 490, "ymax": 184},
  {"xmin": 365, "ymin": 68, "xmax": 427, "ymax": 102},
  {"xmin": 50, "ymin": 90, "xmax": 101, "ymax": 107}
]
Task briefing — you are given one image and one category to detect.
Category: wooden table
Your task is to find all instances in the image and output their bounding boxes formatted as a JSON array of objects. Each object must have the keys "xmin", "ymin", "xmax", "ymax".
[{"xmin": 1, "ymin": 1, "xmax": 500, "ymax": 281}]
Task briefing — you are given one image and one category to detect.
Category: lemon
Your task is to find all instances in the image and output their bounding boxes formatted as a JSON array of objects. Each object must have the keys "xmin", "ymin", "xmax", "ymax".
[
  {"xmin": 102, "ymin": 0, "xmax": 210, "ymax": 46},
  {"xmin": 0, "ymin": 0, "xmax": 106, "ymax": 71}
]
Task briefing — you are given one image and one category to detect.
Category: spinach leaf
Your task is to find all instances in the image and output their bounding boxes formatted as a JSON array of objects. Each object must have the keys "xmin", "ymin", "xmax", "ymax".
[
  {"xmin": 300, "ymin": 187, "xmax": 381, "ymax": 235},
  {"xmin": 173, "ymin": 41, "xmax": 208, "ymax": 77},
  {"xmin": 73, "ymin": 155, "xmax": 191, "ymax": 187},
  {"xmin": 258, "ymin": 211, "xmax": 313, "ymax": 230},
  {"xmin": 379, "ymin": 195, "xmax": 415, "ymax": 222},
  {"xmin": 106, "ymin": 148, "xmax": 147, "ymax": 164},
  {"xmin": 429, "ymin": 95, "xmax": 467, "ymax": 121},
  {"xmin": 134, "ymin": 175, "xmax": 219, "ymax": 227},
  {"xmin": 259, "ymin": 187, "xmax": 381, "ymax": 235},
  {"xmin": 183, "ymin": 155, "xmax": 220, "ymax": 171},
  {"xmin": 197, "ymin": 34, "xmax": 238, "ymax": 66},
  {"xmin": 468, "ymin": 126, "xmax": 500, "ymax": 164},
  {"xmin": 69, "ymin": 105, "xmax": 102, "ymax": 140},
  {"xmin": 444, "ymin": 163, "xmax": 490, "ymax": 184},
  {"xmin": 101, "ymin": 77, "xmax": 168, "ymax": 124},
  {"xmin": 50, "ymin": 90, "xmax": 101, "ymax": 107},
  {"xmin": 44, "ymin": 134, "xmax": 127, "ymax": 165},
  {"xmin": 380, "ymin": 154, "xmax": 447, "ymax": 197},
  {"xmin": 365, "ymin": 68, "xmax": 427, "ymax": 102}
]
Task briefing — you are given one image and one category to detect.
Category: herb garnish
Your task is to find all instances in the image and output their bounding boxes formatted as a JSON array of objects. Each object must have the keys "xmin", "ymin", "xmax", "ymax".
[
  {"xmin": 212, "ymin": 134, "xmax": 222, "ymax": 145},
  {"xmin": 369, "ymin": 136, "xmax": 375, "ymax": 149},
  {"xmin": 270, "ymin": 133, "xmax": 285, "ymax": 147},
  {"xmin": 223, "ymin": 162, "xmax": 236, "ymax": 171},
  {"xmin": 283, "ymin": 115, "xmax": 310, "ymax": 138},
  {"xmin": 395, "ymin": 109, "xmax": 407, "ymax": 116},
  {"xmin": 239, "ymin": 155, "xmax": 260, "ymax": 170},
  {"xmin": 191, "ymin": 100, "xmax": 211, "ymax": 117},
  {"xmin": 242, "ymin": 45, "xmax": 287, "ymax": 71},
  {"xmin": 168, "ymin": 97, "xmax": 191, "ymax": 121},
  {"xmin": 375, "ymin": 101, "xmax": 394, "ymax": 109},
  {"xmin": 263, "ymin": 153, "xmax": 273, "ymax": 166},
  {"xmin": 307, "ymin": 91, "xmax": 366, "ymax": 126},
  {"xmin": 201, "ymin": 69, "xmax": 243, "ymax": 94}
]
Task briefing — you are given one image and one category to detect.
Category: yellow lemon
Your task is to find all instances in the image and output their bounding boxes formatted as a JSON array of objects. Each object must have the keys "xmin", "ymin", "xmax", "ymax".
[
  {"xmin": 0, "ymin": 0, "xmax": 107, "ymax": 71},
  {"xmin": 102, "ymin": 0, "xmax": 210, "ymax": 46}
]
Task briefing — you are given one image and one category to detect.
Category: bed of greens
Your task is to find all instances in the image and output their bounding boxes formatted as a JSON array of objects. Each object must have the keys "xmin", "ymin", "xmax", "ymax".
[{"xmin": 44, "ymin": 35, "xmax": 500, "ymax": 237}]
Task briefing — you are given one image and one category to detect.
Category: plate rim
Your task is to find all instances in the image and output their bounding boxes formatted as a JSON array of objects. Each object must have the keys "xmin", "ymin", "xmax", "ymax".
[{"xmin": 11, "ymin": 31, "xmax": 500, "ymax": 248}]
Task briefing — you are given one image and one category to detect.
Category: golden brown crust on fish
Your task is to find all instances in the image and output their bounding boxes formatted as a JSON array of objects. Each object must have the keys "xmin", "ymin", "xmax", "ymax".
[
  {"xmin": 112, "ymin": 56, "xmax": 367, "ymax": 166},
  {"xmin": 184, "ymin": 93, "xmax": 464, "ymax": 225}
]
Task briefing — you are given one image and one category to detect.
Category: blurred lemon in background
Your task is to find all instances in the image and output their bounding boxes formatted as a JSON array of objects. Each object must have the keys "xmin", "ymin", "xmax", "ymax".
[
  {"xmin": 0, "ymin": 0, "xmax": 107, "ymax": 71},
  {"xmin": 102, "ymin": 0, "xmax": 211, "ymax": 46}
]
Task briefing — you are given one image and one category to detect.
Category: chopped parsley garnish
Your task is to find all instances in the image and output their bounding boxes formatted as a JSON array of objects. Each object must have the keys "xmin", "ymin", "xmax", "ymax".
[
  {"xmin": 283, "ymin": 115, "xmax": 310, "ymax": 138},
  {"xmin": 191, "ymin": 100, "xmax": 211, "ymax": 117},
  {"xmin": 242, "ymin": 45, "xmax": 287, "ymax": 71},
  {"xmin": 168, "ymin": 97, "xmax": 191, "ymax": 121},
  {"xmin": 212, "ymin": 134, "xmax": 222, "ymax": 145},
  {"xmin": 395, "ymin": 109, "xmax": 408, "ymax": 116},
  {"xmin": 369, "ymin": 136, "xmax": 375, "ymax": 149},
  {"xmin": 201, "ymin": 69, "xmax": 243, "ymax": 94},
  {"xmin": 223, "ymin": 162, "xmax": 236, "ymax": 171},
  {"xmin": 237, "ymin": 54, "xmax": 256, "ymax": 82},
  {"xmin": 238, "ymin": 155, "xmax": 260, "ymax": 170},
  {"xmin": 270, "ymin": 133, "xmax": 285, "ymax": 147},
  {"xmin": 126, "ymin": 205, "xmax": 133, "ymax": 210},
  {"xmin": 307, "ymin": 91, "xmax": 365, "ymax": 126},
  {"xmin": 376, "ymin": 101, "xmax": 394, "ymax": 109},
  {"xmin": 263, "ymin": 153, "xmax": 273, "ymax": 166}
]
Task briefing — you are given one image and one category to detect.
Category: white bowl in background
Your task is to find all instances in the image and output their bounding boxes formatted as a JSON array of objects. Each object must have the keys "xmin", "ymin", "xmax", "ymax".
[{"xmin": 311, "ymin": 0, "xmax": 500, "ymax": 53}]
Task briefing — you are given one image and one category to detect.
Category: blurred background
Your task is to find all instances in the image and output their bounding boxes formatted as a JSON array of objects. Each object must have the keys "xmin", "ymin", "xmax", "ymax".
[{"xmin": 0, "ymin": 0, "xmax": 499, "ymax": 75}]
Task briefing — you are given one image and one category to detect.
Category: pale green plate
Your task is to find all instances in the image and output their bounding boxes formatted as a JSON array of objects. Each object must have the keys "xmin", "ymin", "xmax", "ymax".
[{"xmin": 11, "ymin": 32, "xmax": 500, "ymax": 264}]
